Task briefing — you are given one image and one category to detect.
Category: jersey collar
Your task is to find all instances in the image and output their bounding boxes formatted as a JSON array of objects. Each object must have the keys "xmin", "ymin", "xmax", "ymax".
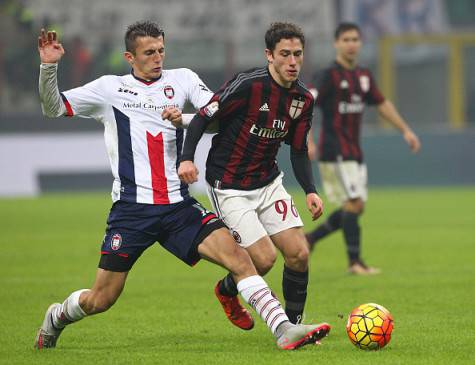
[{"xmin": 131, "ymin": 70, "xmax": 162, "ymax": 85}]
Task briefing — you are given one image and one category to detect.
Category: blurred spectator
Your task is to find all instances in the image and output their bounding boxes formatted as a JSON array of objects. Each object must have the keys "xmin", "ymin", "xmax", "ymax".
[{"xmin": 68, "ymin": 36, "xmax": 92, "ymax": 88}]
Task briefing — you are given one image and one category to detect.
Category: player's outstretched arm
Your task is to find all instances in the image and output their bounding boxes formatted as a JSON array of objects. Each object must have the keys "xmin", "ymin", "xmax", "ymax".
[
  {"xmin": 38, "ymin": 29, "xmax": 65, "ymax": 64},
  {"xmin": 377, "ymin": 100, "xmax": 421, "ymax": 153},
  {"xmin": 38, "ymin": 29, "xmax": 67, "ymax": 118}
]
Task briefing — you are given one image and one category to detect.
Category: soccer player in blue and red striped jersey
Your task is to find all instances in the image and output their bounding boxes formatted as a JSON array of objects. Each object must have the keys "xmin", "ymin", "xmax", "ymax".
[
  {"xmin": 179, "ymin": 22, "xmax": 325, "ymax": 328},
  {"xmin": 306, "ymin": 22, "xmax": 421, "ymax": 274}
]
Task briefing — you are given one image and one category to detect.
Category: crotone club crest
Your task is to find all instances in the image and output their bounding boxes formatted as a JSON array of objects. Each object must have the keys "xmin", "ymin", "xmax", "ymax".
[
  {"xmin": 110, "ymin": 233, "xmax": 122, "ymax": 251},
  {"xmin": 289, "ymin": 98, "xmax": 305, "ymax": 119},
  {"xmin": 164, "ymin": 85, "xmax": 175, "ymax": 99}
]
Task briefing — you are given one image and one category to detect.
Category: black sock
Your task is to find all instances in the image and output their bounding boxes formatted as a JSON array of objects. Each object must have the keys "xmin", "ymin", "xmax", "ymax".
[
  {"xmin": 218, "ymin": 273, "xmax": 238, "ymax": 297},
  {"xmin": 342, "ymin": 211, "xmax": 361, "ymax": 263},
  {"xmin": 306, "ymin": 209, "xmax": 343, "ymax": 248},
  {"xmin": 282, "ymin": 266, "xmax": 308, "ymax": 324}
]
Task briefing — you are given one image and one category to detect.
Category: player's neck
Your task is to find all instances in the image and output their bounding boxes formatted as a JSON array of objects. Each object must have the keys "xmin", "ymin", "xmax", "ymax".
[
  {"xmin": 336, "ymin": 56, "xmax": 357, "ymax": 70},
  {"xmin": 267, "ymin": 65, "xmax": 292, "ymax": 88}
]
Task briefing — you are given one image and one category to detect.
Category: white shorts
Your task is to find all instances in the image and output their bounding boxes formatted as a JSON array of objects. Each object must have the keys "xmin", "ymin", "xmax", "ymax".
[
  {"xmin": 207, "ymin": 173, "xmax": 304, "ymax": 248},
  {"xmin": 319, "ymin": 160, "xmax": 368, "ymax": 205}
]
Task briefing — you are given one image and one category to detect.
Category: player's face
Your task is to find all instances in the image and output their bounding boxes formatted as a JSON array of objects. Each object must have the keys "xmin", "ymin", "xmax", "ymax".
[
  {"xmin": 266, "ymin": 37, "xmax": 304, "ymax": 88},
  {"xmin": 334, "ymin": 29, "xmax": 361, "ymax": 63},
  {"xmin": 124, "ymin": 36, "xmax": 165, "ymax": 80}
]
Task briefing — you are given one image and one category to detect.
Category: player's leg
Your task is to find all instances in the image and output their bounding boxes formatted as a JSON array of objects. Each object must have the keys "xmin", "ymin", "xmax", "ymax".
[
  {"xmin": 305, "ymin": 208, "xmax": 343, "ymax": 249},
  {"xmin": 207, "ymin": 185, "xmax": 273, "ymax": 330},
  {"xmin": 197, "ymin": 227, "xmax": 331, "ymax": 349},
  {"xmin": 35, "ymin": 200, "xmax": 154, "ymax": 349},
  {"xmin": 257, "ymin": 175, "xmax": 311, "ymax": 324},
  {"xmin": 270, "ymin": 227, "xmax": 309, "ymax": 324},
  {"xmin": 305, "ymin": 162, "xmax": 346, "ymax": 249},
  {"xmin": 342, "ymin": 197, "xmax": 364, "ymax": 268},
  {"xmin": 35, "ymin": 269, "xmax": 128, "ymax": 349},
  {"xmin": 338, "ymin": 163, "xmax": 379, "ymax": 274}
]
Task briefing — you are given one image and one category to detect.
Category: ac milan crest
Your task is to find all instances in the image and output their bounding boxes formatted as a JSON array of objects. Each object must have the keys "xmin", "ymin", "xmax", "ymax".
[
  {"xmin": 289, "ymin": 98, "xmax": 305, "ymax": 119},
  {"xmin": 231, "ymin": 230, "xmax": 242, "ymax": 244},
  {"xmin": 111, "ymin": 233, "xmax": 122, "ymax": 251},
  {"xmin": 164, "ymin": 85, "xmax": 175, "ymax": 99},
  {"xmin": 359, "ymin": 75, "xmax": 370, "ymax": 92}
]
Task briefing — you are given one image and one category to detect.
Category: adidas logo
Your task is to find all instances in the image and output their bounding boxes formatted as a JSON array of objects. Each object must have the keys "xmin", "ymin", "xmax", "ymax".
[{"xmin": 259, "ymin": 103, "xmax": 270, "ymax": 112}]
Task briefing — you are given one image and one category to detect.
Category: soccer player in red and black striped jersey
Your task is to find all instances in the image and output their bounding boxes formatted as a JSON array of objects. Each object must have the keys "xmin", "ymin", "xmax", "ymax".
[
  {"xmin": 179, "ymin": 22, "xmax": 325, "ymax": 327},
  {"xmin": 306, "ymin": 22, "xmax": 421, "ymax": 275}
]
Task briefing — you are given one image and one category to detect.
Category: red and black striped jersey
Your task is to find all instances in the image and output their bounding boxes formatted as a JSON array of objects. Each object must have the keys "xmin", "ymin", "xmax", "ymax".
[
  {"xmin": 314, "ymin": 62, "xmax": 385, "ymax": 163},
  {"xmin": 199, "ymin": 67, "xmax": 314, "ymax": 190}
]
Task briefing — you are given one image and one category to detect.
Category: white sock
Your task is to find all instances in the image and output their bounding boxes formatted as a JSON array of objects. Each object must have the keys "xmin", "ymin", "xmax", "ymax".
[
  {"xmin": 237, "ymin": 275, "xmax": 289, "ymax": 334},
  {"xmin": 52, "ymin": 289, "xmax": 89, "ymax": 329}
]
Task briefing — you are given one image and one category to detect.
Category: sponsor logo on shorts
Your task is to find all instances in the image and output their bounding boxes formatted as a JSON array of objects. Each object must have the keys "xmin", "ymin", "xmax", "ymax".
[
  {"xmin": 111, "ymin": 233, "xmax": 122, "ymax": 251},
  {"xmin": 231, "ymin": 230, "xmax": 242, "ymax": 244}
]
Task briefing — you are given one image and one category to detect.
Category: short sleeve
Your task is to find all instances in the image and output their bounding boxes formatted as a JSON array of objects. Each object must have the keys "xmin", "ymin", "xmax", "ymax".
[
  {"xmin": 183, "ymin": 69, "xmax": 214, "ymax": 109},
  {"xmin": 198, "ymin": 71, "xmax": 249, "ymax": 122},
  {"xmin": 61, "ymin": 76, "xmax": 108, "ymax": 119},
  {"xmin": 365, "ymin": 71, "xmax": 385, "ymax": 105}
]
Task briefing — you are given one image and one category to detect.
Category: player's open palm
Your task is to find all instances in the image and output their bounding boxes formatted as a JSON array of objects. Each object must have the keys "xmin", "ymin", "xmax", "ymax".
[
  {"xmin": 38, "ymin": 29, "xmax": 65, "ymax": 63},
  {"xmin": 178, "ymin": 161, "xmax": 199, "ymax": 184}
]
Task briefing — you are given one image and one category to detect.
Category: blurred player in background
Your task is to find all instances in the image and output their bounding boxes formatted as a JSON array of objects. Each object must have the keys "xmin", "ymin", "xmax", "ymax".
[
  {"xmin": 178, "ymin": 22, "xmax": 324, "ymax": 327},
  {"xmin": 306, "ymin": 22, "xmax": 421, "ymax": 274},
  {"xmin": 35, "ymin": 21, "xmax": 330, "ymax": 351}
]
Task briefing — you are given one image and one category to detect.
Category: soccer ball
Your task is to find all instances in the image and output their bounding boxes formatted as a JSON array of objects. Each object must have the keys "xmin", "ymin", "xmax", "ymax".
[{"xmin": 346, "ymin": 303, "xmax": 394, "ymax": 350}]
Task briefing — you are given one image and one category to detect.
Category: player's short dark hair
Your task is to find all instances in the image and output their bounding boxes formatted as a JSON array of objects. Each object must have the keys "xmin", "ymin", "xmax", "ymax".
[
  {"xmin": 125, "ymin": 21, "xmax": 165, "ymax": 54},
  {"xmin": 334, "ymin": 22, "xmax": 361, "ymax": 40},
  {"xmin": 265, "ymin": 22, "xmax": 305, "ymax": 51}
]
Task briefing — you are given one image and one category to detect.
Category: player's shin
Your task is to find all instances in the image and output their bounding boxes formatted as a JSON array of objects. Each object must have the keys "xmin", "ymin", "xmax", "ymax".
[
  {"xmin": 51, "ymin": 289, "xmax": 89, "ymax": 329},
  {"xmin": 282, "ymin": 266, "xmax": 308, "ymax": 324},
  {"xmin": 342, "ymin": 211, "xmax": 361, "ymax": 263},
  {"xmin": 236, "ymin": 275, "xmax": 289, "ymax": 335}
]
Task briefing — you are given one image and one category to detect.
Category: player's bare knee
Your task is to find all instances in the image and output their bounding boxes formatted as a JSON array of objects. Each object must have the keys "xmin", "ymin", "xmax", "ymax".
[
  {"xmin": 285, "ymin": 245, "xmax": 309, "ymax": 271},
  {"xmin": 255, "ymin": 254, "xmax": 277, "ymax": 276},
  {"xmin": 229, "ymin": 247, "xmax": 257, "ymax": 277}
]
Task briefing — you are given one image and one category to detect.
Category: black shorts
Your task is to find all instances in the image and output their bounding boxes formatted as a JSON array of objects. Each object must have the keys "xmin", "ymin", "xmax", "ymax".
[{"xmin": 99, "ymin": 197, "xmax": 226, "ymax": 272}]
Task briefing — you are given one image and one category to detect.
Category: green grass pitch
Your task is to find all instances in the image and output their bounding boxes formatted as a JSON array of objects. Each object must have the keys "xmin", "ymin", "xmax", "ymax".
[{"xmin": 1, "ymin": 187, "xmax": 474, "ymax": 364}]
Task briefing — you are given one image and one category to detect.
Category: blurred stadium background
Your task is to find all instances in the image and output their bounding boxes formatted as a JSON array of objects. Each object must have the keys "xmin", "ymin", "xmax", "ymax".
[{"xmin": 1, "ymin": 0, "xmax": 474, "ymax": 197}]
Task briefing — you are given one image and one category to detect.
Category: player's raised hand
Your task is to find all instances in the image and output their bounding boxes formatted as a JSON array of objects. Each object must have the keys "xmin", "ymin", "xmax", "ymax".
[
  {"xmin": 178, "ymin": 161, "xmax": 199, "ymax": 184},
  {"xmin": 38, "ymin": 29, "xmax": 65, "ymax": 64},
  {"xmin": 162, "ymin": 107, "xmax": 184, "ymax": 128},
  {"xmin": 403, "ymin": 129, "xmax": 421, "ymax": 153},
  {"xmin": 306, "ymin": 193, "xmax": 324, "ymax": 221}
]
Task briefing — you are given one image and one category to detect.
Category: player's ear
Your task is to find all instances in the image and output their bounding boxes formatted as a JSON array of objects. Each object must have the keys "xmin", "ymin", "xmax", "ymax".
[
  {"xmin": 265, "ymin": 48, "xmax": 273, "ymax": 64},
  {"xmin": 123, "ymin": 51, "xmax": 135, "ymax": 66}
]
